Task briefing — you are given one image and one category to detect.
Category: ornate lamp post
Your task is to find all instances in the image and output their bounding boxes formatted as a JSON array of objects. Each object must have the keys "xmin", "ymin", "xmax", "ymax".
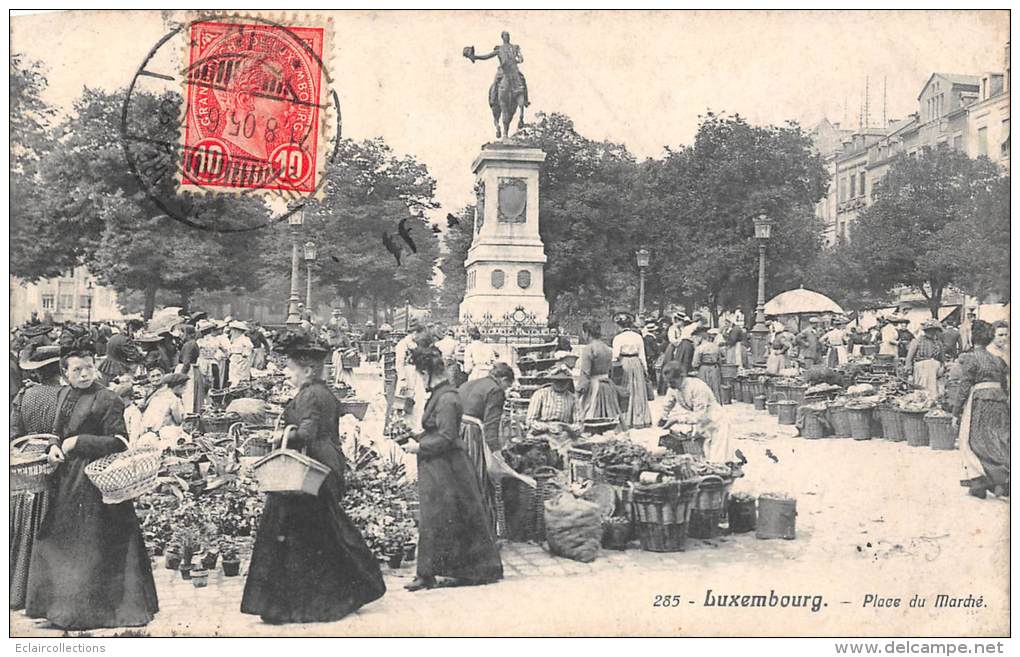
[
  {"xmin": 304, "ymin": 241, "xmax": 317, "ymax": 310},
  {"xmin": 635, "ymin": 248, "xmax": 650, "ymax": 317},
  {"xmin": 285, "ymin": 208, "xmax": 304, "ymax": 327},
  {"xmin": 750, "ymin": 212, "xmax": 774, "ymax": 363}
]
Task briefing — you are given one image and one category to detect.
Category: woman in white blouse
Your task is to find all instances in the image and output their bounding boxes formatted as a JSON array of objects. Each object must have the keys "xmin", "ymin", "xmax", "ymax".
[{"xmin": 611, "ymin": 312, "xmax": 652, "ymax": 429}]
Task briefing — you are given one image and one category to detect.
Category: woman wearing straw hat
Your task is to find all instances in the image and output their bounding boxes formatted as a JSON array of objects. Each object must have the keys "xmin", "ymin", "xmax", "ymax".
[
  {"xmin": 26, "ymin": 326, "xmax": 158, "ymax": 630},
  {"xmin": 241, "ymin": 331, "xmax": 385, "ymax": 623},
  {"xmin": 9, "ymin": 344, "xmax": 62, "ymax": 610}
]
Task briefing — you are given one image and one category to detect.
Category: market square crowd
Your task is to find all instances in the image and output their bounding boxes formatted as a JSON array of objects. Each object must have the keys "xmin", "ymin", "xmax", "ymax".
[{"xmin": 8, "ymin": 301, "xmax": 1010, "ymax": 630}]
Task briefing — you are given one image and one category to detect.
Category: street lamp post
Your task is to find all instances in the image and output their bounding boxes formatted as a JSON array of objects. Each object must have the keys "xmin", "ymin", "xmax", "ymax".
[
  {"xmin": 304, "ymin": 241, "xmax": 317, "ymax": 310},
  {"xmin": 86, "ymin": 279, "xmax": 95, "ymax": 328},
  {"xmin": 750, "ymin": 212, "xmax": 774, "ymax": 363},
  {"xmin": 285, "ymin": 208, "xmax": 304, "ymax": 327},
  {"xmin": 635, "ymin": 248, "xmax": 650, "ymax": 317}
]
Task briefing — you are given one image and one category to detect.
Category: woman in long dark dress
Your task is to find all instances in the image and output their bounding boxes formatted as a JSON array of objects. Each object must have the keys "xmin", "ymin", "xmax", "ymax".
[
  {"xmin": 404, "ymin": 346, "xmax": 503, "ymax": 592},
  {"xmin": 241, "ymin": 334, "xmax": 385, "ymax": 624},
  {"xmin": 26, "ymin": 331, "xmax": 158, "ymax": 629},
  {"xmin": 10, "ymin": 345, "xmax": 62, "ymax": 610},
  {"xmin": 954, "ymin": 320, "xmax": 1010, "ymax": 499}
]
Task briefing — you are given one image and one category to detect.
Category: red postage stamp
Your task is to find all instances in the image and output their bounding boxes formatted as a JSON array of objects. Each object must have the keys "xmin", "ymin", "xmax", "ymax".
[{"xmin": 180, "ymin": 21, "xmax": 326, "ymax": 193}]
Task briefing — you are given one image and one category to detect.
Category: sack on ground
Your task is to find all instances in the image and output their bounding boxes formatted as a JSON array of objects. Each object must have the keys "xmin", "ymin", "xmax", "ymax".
[
  {"xmin": 225, "ymin": 398, "xmax": 269, "ymax": 425},
  {"xmin": 544, "ymin": 492, "xmax": 603, "ymax": 563}
]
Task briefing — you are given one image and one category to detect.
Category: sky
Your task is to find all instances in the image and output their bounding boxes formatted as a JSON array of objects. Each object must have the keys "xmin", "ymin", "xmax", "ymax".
[{"xmin": 11, "ymin": 9, "xmax": 1010, "ymax": 220}]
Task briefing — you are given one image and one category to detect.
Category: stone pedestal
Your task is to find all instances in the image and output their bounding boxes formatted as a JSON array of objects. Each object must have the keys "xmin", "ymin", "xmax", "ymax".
[{"xmin": 459, "ymin": 144, "xmax": 549, "ymax": 324}]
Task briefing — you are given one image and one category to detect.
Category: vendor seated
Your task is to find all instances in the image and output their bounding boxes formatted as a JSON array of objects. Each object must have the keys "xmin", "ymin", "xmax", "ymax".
[{"xmin": 525, "ymin": 364, "xmax": 581, "ymax": 436}]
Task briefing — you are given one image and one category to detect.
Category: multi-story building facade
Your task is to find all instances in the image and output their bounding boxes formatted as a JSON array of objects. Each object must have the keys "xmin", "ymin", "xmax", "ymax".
[
  {"xmin": 812, "ymin": 42, "xmax": 1010, "ymax": 243},
  {"xmin": 809, "ymin": 119, "xmax": 853, "ymax": 247},
  {"xmin": 10, "ymin": 266, "xmax": 131, "ymax": 326}
]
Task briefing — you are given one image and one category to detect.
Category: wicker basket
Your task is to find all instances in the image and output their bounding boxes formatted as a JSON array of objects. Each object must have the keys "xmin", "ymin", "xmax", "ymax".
[
  {"xmin": 901, "ymin": 410, "xmax": 930, "ymax": 447},
  {"xmin": 846, "ymin": 407, "xmax": 874, "ymax": 440},
  {"xmin": 658, "ymin": 432, "xmax": 705, "ymax": 458},
  {"xmin": 925, "ymin": 415, "xmax": 957, "ymax": 450},
  {"xmin": 688, "ymin": 475, "xmax": 728, "ymax": 539},
  {"xmin": 11, "ymin": 434, "xmax": 59, "ymax": 494},
  {"xmin": 828, "ymin": 406, "xmax": 852, "ymax": 438},
  {"xmin": 85, "ymin": 447, "xmax": 163, "ymax": 504},
  {"xmin": 875, "ymin": 406, "xmax": 904, "ymax": 442},
  {"xmin": 801, "ymin": 412, "xmax": 828, "ymax": 439},
  {"xmin": 252, "ymin": 427, "xmax": 330, "ymax": 495},
  {"xmin": 632, "ymin": 482, "xmax": 698, "ymax": 552}
]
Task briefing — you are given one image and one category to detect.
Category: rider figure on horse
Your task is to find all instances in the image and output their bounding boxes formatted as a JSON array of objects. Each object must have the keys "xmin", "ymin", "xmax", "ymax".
[{"xmin": 470, "ymin": 31, "xmax": 530, "ymax": 109}]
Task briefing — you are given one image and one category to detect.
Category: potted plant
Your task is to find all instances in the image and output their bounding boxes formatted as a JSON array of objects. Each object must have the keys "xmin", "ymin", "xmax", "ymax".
[
  {"xmin": 191, "ymin": 567, "xmax": 209, "ymax": 588},
  {"xmin": 200, "ymin": 546, "xmax": 219, "ymax": 570},
  {"xmin": 220, "ymin": 540, "xmax": 241, "ymax": 577},
  {"xmin": 164, "ymin": 543, "xmax": 182, "ymax": 570},
  {"xmin": 179, "ymin": 563, "xmax": 193, "ymax": 580}
]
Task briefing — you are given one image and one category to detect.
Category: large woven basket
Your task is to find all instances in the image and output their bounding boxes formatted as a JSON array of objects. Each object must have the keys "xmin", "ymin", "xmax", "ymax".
[
  {"xmin": 11, "ymin": 434, "xmax": 60, "ymax": 494},
  {"xmin": 85, "ymin": 447, "xmax": 163, "ymax": 504}
]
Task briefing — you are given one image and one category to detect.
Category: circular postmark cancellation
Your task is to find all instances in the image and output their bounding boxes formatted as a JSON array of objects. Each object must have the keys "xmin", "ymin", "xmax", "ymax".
[{"xmin": 120, "ymin": 14, "xmax": 340, "ymax": 232}]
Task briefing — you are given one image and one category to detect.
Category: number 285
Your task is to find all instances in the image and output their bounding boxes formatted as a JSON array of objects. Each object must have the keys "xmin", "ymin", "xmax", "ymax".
[{"xmin": 653, "ymin": 595, "xmax": 682, "ymax": 607}]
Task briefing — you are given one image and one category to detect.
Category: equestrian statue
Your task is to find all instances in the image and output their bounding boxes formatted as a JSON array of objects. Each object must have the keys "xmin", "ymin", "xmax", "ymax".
[{"xmin": 464, "ymin": 31, "xmax": 531, "ymax": 139}]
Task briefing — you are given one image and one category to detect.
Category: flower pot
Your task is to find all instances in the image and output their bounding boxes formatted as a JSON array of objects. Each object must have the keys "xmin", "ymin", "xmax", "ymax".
[
  {"xmin": 403, "ymin": 542, "xmax": 417, "ymax": 562},
  {"xmin": 179, "ymin": 565, "xmax": 192, "ymax": 580},
  {"xmin": 165, "ymin": 552, "xmax": 181, "ymax": 570},
  {"xmin": 222, "ymin": 559, "xmax": 241, "ymax": 577},
  {"xmin": 200, "ymin": 552, "xmax": 219, "ymax": 570},
  {"xmin": 387, "ymin": 552, "xmax": 404, "ymax": 569},
  {"xmin": 191, "ymin": 569, "xmax": 209, "ymax": 588}
]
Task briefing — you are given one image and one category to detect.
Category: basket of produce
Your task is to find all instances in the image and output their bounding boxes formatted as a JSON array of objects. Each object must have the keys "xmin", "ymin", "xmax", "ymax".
[
  {"xmin": 720, "ymin": 363, "xmax": 739, "ymax": 381},
  {"xmin": 844, "ymin": 398, "xmax": 879, "ymax": 440},
  {"xmin": 827, "ymin": 401, "xmax": 852, "ymax": 438},
  {"xmin": 531, "ymin": 466, "xmax": 562, "ymax": 542},
  {"xmin": 338, "ymin": 398, "xmax": 371, "ymax": 421},
  {"xmin": 341, "ymin": 350, "xmax": 362, "ymax": 369},
  {"xmin": 875, "ymin": 405, "xmax": 904, "ymax": 441},
  {"xmin": 689, "ymin": 475, "xmax": 729, "ymax": 539},
  {"xmin": 567, "ymin": 447, "xmax": 597, "ymax": 484},
  {"xmin": 799, "ymin": 402, "xmax": 830, "ymax": 439},
  {"xmin": 251, "ymin": 426, "xmax": 330, "ymax": 495},
  {"xmin": 238, "ymin": 426, "xmax": 275, "ymax": 458},
  {"xmin": 85, "ymin": 447, "xmax": 163, "ymax": 504},
  {"xmin": 11, "ymin": 434, "xmax": 60, "ymax": 494},
  {"xmin": 632, "ymin": 480, "xmax": 699, "ymax": 552},
  {"xmin": 900, "ymin": 411, "xmax": 929, "ymax": 447},
  {"xmin": 200, "ymin": 411, "xmax": 241, "ymax": 434},
  {"xmin": 924, "ymin": 409, "xmax": 956, "ymax": 450},
  {"xmin": 601, "ymin": 516, "xmax": 633, "ymax": 551},
  {"xmin": 658, "ymin": 431, "xmax": 705, "ymax": 458}
]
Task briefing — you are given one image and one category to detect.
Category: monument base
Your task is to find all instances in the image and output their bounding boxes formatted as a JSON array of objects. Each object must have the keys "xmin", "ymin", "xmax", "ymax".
[{"xmin": 459, "ymin": 294, "xmax": 549, "ymax": 326}]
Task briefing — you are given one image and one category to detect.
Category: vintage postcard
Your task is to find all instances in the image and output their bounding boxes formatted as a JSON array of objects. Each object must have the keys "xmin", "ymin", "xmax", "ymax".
[{"xmin": 7, "ymin": 8, "xmax": 1011, "ymax": 644}]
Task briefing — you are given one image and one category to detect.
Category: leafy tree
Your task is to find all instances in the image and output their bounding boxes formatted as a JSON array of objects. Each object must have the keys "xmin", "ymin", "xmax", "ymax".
[
  {"xmin": 847, "ymin": 149, "xmax": 1002, "ymax": 316},
  {"xmin": 944, "ymin": 175, "xmax": 1010, "ymax": 302},
  {"xmin": 642, "ymin": 112, "xmax": 829, "ymax": 323},
  {"xmin": 256, "ymin": 138, "xmax": 441, "ymax": 324}
]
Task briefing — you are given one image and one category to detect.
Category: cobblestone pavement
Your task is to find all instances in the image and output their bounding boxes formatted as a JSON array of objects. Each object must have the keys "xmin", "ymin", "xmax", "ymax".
[{"xmin": 11, "ymin": 374, "xmax": 1009, "ymax": 637}]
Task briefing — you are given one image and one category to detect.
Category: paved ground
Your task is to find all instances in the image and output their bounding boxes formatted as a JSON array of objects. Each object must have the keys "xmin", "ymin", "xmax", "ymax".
[{"xmin": 11, "ymin": 368, "xmax": 1009, "ymax": 637}]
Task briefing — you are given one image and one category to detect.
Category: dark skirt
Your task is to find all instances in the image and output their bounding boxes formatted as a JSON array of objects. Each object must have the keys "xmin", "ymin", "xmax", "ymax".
[
  {"xmin": 241, "ymin": 472, "xmax": 386, "ymax": 624},
  {"xmin": 26, "ymin": 459, "xmax": 158, "ymax": 630},
  {"xmin": 697, "ymin": 363, "xmax": 723, "ymax": 403},
  {"xmin": 10, "ymin": 489, "xmax": 49, "ymax": 610},
  {"xmin": 417, "ymin": 447, "xmax": 503, "ymax": 582},
  {"xmin": 966, "ymin": 393, "xmax": 1010, "ymax": 490},
  {"xmin": 460, "ymin": 421, "xmax": 496, "ymax": 531}
]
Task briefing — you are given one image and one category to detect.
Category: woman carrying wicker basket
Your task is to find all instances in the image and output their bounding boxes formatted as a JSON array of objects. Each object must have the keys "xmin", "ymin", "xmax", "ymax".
[
  {"xmin": 9, "ymin": 345, "xmax": 62, "ymax": 610},
  {"xmin": 25, "ymin": 328, "xmax": 158, "ymax": 630},
  {"xmin": 403, "ymin": 346, "xmax": 503, "ymax": 592},
  {"xmin": 241, "ymin": 331, "xmax": 385, "ymax": 624}
]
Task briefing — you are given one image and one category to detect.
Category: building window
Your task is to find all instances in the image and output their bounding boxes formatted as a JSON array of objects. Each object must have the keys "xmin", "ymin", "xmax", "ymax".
[
  {"xmin": 859, "ymin": 171, "xmax": 866, "ymax": 198},
  {"xmin": 41, "ymin": 295, "xmax": 54, "ymax": 310},
  {"xmin": 1002, "ymin": 119, "xmax": 1010, "ymax": 157},
  {"xmin": 59, "ymin": 294, "xmax": 73, "ymax": 310},
  {"xmin": 491, "ymin": 269, "xmax": 505, "ymax": 289},
  {"xmin": 849, "ymin": 174, "xmax": 856, "ymax": 198},
  {"xmin": 953, "ymin": 134, "xmax": 963, "ymax": 151},
  {"xmin": 977, "ymin": 126, "xmax": 988, "ymax": 156},
  {"xmin": 80, "ymin": 295, "xmax": 91, "ymax": 309}
]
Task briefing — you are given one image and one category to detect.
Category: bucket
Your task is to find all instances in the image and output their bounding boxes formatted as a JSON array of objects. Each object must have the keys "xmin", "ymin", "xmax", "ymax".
[
  {"xmin": 727, "ymin": 495, "xmax": 756, "ymax": 533},
  {"xmin": 901, "ymin": 411, "xmax": 929, "ymax": 447},
  {"xmin": 777, "ymin": 401, "xmax": 798, "ymax": 425},
  {"xmin": 688, "ymin": 476, "xmax": 727, "ymax": 539},
  {"xmin": 846, "ymin": 408, "xmax": 873, "ymax": 440},
  {"xmin": 766, "ymin": 399, "xmax": 778, "ymax": 416},
  {"xmin": 876, "ymin": 406, "xmax": 904, "ymax": 442},
  {"xmin": 721, "ymin": 363, "xmax": 738, "ymax": 381},
  {"xmin": 801, "ymin": 412, "xmax": 827, "ymax": 439},
  {"xmin": 925, "ymin": 416, "xmax": 957, "ymax": 450},
  {"xmin": 756, "ymin": 495, "xmax": 796, "ymax": 540},
  {"xmin": 828, "ymin": 406, "xmax": 852, "ymax": 438},
  {"xmin": 753, "ymin": 395, "xmax": 767, "ymax": 411},
  {"xmin": 739, "ymin": 380, "xmax": 753, "ymax": 404},
  {"xmin": 720, "ymin": 385, "xmax": 732, "ymax": 405}
]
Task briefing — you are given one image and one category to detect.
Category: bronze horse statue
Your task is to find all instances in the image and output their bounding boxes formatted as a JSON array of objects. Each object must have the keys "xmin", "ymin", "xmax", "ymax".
[{"xmin": 464, "ymin": 32, "xmax": 531, "ymax": 139}]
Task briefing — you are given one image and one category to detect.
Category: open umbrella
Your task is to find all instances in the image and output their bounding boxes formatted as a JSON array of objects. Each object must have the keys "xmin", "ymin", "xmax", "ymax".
[{"xmin": 764, "ymin": 287, "xmax": 843, "ymax": 316}]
